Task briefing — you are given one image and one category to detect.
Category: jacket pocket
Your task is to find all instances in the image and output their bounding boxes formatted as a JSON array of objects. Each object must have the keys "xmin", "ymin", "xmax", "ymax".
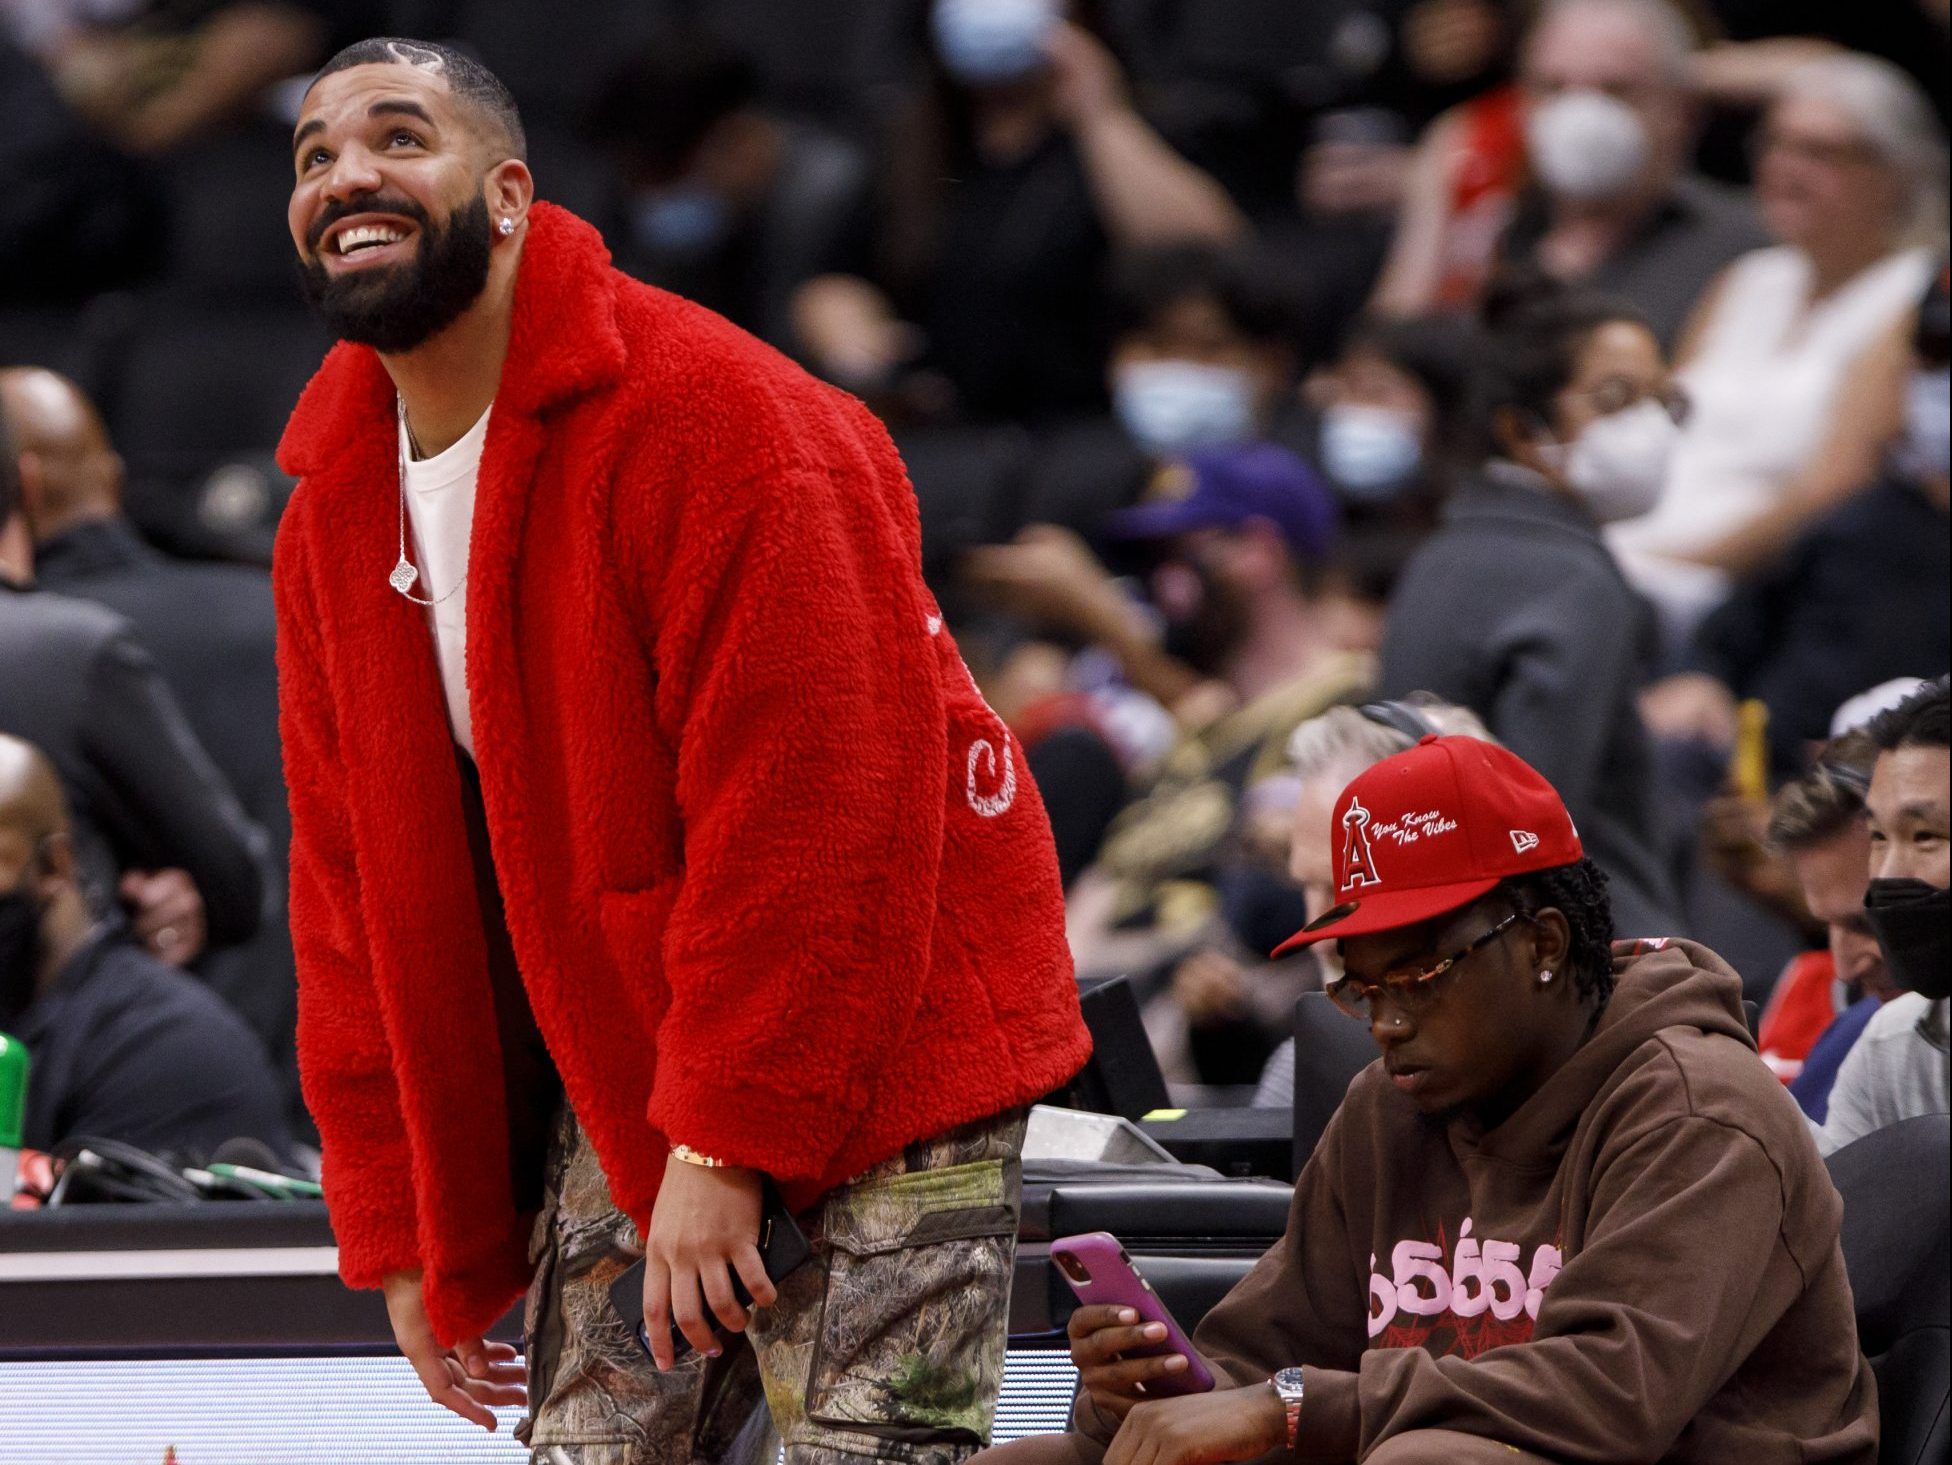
[
  {"xmin": 803, "ymin": 1159, "xmax": 1019, "ymax": 1448},
  {"xmin": 596, "ymin": 885, "xmax": 679, "ymax": 1028}
]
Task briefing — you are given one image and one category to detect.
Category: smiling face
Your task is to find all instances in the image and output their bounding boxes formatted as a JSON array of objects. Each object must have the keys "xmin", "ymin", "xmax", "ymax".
[
  {"xmin": 1787, "ymin": 821, "xmax": 1895, "ymax": 1000},
  {"xmin": 289, "ymin": 59, "xmax": 526, "ymax": 353},
  {"xmin": 1866, "ymin": 745, "xmax": 1952, "ymax": 889}
]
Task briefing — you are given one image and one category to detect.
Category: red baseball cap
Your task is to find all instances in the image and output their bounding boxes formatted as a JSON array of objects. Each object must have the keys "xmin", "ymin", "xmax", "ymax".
[{"xmin": 1273, "ymin": 735, "xmax": 1583, "ymax": 955}]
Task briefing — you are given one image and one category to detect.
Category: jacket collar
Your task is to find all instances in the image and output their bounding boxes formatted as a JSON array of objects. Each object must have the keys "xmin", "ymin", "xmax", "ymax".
[
  {"xmin": 1448, "ymin": 463, "xmax": 1604, "ymax": 542},
  {"xmin": 277, "ymin": 201, "xmax": 627, "ymax": 478},
  {"xmin": 35, "ymin": 518, "xmax": 160, "ymax": 579}
]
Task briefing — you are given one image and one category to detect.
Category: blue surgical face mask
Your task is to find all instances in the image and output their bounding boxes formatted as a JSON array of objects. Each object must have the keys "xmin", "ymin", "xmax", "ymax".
[
  {"xmin": 932, "ymin": 0, "xmax": 1057, "ymax": 86},
  {"xmin": 1893, "ymin": 368, "xmax": 1952, "ymax": 485},
  {"xmin": 1114, "ymin": 360, "xmax": 1257, "ymax": 458},
  {"xmin": 631, "ymin": 184, "xmax": 734, "ymax": 258},
  {"xmin": 1319, "ymin": 404, "xmax": 1423, "ymax": 500}
]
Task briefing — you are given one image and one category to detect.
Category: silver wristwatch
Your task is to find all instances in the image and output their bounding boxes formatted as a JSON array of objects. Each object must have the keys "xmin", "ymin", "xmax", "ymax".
[{"xmin": 1271, "ymin": 1367, "xmax": 1305, "ymax": 1451}]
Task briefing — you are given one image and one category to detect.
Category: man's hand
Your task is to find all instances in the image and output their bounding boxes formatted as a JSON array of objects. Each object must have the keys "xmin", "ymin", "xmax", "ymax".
[
  {"xmin": 1069, "ymin": 1305, "xmax": 1196, "ymax": 1423},
  {"xmin": 641, "ymin": 1154, "xmax": 777, "ymax": 1369},
  {"xmin": 1047, "ymin": 22, "xmax": 1130, "ymax": 130},
  {"xmin": 381, "ymin": 1269, "xmax": 527, "ymax": 1431},
  {"xmin": 961, "ymin": 526, "xmax": 1136, "ymax": 645},
  {"xmin": 120, "ymin": 868, "xmax": 207, "ymax": 966},
  {"xmin": 1171, "ymin": 951, "xmax": 1247, "ymax": 1026},
  {"xmin": 1104, "ymin": 1387, "xmax": 1288, "ymax": 1465},
  {"xmin": 1640, "ymin": 673, "xmax": 1740, "ymax": 749}
]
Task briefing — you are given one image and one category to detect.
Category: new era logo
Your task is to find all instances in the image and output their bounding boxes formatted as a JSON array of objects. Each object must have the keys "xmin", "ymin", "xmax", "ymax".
[{"xmin": 1510, "ymin": 830, "xmax": 1540, "ymax": 855}]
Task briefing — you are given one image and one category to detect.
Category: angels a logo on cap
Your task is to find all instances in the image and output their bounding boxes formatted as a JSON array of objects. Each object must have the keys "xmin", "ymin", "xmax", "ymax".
[{"xmin": 1341, "ymin": 798, "xmax": 1382, "ymax": 891}]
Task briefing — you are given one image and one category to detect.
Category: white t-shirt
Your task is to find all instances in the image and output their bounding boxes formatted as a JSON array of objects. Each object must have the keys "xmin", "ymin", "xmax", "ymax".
[
  {"xmin": 399, "ymin": 403, "xmax": 491, "ymax": 758},
  {"xmin": 1812, "ymin": 993, "xmax": 1951, "ymax": 1157}
]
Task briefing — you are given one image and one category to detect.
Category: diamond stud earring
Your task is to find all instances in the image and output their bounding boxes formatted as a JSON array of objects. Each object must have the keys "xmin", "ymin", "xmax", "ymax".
[
  {"xmin": 1539, "ymin": 969, "xmax": 1555, "ymax": 984},
  {"xmin": 498, "ymin": 217, "xmax": 515, "ymax": 236}
]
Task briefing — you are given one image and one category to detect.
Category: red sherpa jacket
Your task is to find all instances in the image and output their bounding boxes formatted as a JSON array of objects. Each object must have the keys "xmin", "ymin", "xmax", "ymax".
[{"xmin": 273, "ymin": 202, "xmax": 1091, "ymax": 1346}]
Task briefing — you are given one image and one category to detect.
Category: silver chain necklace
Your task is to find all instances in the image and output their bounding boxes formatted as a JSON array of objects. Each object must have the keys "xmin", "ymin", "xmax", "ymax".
[{"xmin": 388, "ymin": 395, "xmax": 465, "ymax": 606}]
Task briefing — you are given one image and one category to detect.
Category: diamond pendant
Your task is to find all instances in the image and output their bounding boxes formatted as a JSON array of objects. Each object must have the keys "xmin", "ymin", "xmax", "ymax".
[{"xmin": 389, "ymin": 557, "xmax": 420, "ymax": 596}]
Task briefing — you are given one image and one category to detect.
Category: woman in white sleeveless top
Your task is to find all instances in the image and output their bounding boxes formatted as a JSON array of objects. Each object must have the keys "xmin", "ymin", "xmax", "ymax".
[{"xmin": 1609, "ymin": 53, "xmax": 1945, "ymax": 642}]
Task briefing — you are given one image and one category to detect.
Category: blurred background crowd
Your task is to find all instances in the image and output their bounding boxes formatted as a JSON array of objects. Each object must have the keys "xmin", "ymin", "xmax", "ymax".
[{"xmin": 0, "ymin": 0, "xmax": 1947, "ymax": 1157}]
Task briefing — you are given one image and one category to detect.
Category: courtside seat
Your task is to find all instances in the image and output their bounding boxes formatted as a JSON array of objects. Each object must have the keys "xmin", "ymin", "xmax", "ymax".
[
  {"xmin": 1290, "ymin": 991, "xmax": 1377, "ymax": 1175},
  {"xmin": 1826, "ymin": 1114, "xmax": 1951, "ymax": 1465},
  {"xmin": 1035, "ymin": 1178, "xmax": 1292, "ymax": 1337}
]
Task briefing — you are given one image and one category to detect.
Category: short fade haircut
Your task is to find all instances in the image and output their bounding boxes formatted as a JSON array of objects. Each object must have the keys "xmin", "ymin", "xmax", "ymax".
[
  {"xmin": 310, "ymin": 37, "xmax": 527, "ymax": 162},
  {"xmin": 1866, "ymin": 675, "xmax": 1952, "ymax": 754},
  {"xmin": 1768, "ymin": 733, "xmax": 1876, "ymax": 852}
]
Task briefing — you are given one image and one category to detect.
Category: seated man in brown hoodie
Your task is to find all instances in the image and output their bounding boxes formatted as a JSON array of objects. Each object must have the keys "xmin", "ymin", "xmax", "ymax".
[{"xmin": 979, "ymin": 735, "xmax": 1878, "ymax": 1465}]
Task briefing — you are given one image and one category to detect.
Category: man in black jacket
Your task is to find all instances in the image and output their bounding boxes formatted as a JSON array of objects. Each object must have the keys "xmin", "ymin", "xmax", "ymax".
[
  {"xmin": 1378, "ymin": 292, "xmax": 1682, "ymax": 942},
  {"xmin": 0, "ymin": 396, "xmax": 267, "ymax": 965},
  {"xmin": 2, "ymin": 367, "xmax": 293, "ymax": 1066},
  {"xmin": 0, "ymin": 733, "xmax": 289, "ymax": 1160}
]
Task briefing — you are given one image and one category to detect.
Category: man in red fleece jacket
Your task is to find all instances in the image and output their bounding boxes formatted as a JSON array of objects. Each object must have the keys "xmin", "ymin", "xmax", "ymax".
[{"xmin": 277, "ymin": 37, "xmax": 1090, "ymax": 1462}]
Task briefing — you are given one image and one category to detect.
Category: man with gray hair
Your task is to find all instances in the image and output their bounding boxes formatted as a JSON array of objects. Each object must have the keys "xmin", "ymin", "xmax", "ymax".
[
  {"xmin": 1502, "ymin": 0, "xmax": 1766, "ymax": 343},
  {"xmin": 1378, "ymin": 0, "xmax": 1765, "ymax": 345}
]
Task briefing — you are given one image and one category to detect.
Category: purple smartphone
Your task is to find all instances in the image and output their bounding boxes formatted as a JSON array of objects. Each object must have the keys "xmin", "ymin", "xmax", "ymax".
[{"xmin": 1050, "ymin": 1232, "xmax": 1216, "ymax": 1396}]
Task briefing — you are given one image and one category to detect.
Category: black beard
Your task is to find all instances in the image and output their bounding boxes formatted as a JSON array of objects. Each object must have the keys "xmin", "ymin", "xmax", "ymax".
[{"xmin": 296, "ymin": 194, "xmax": 494, "ymax": 354}]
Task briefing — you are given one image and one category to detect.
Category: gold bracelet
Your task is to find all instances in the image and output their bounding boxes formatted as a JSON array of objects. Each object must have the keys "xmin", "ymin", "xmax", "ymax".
[{"xmin": 670, "ymin": 1143, "xmax": 731, "ymax": 1169}]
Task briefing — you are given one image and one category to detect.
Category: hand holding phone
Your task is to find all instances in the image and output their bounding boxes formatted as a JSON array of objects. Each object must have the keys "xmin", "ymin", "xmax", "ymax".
[
  {"xmin": 610, "ymin": 1176, "xmax": 812, "ymax": 1365},
  {"xmin": 1052, "ymin": 1231, "xmax": 1215, "ymax": 1415}
]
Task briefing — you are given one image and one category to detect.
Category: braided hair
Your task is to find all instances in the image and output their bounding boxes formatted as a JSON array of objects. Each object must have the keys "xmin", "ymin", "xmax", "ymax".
[{"xmin": 1500, "ymin": 858, "xmax": 1616, "ymax": 1011}]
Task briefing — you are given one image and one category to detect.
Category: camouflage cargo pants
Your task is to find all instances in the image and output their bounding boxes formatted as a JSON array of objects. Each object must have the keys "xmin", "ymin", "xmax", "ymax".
[{"xmin": 515, "ymin": 1105, "xmax": 1029, "ymax": 1465}]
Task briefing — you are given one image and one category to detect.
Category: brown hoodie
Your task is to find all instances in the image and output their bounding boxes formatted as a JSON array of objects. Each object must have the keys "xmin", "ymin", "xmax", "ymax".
[{"xmin": 1084, "ymin": 940, "xmax": 1879, "ymax": 1463}]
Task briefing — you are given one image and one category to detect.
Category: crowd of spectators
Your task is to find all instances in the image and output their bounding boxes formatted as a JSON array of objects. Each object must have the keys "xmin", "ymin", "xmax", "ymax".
[{"xmin": 0, "ymin": 0, "xmax": 1947, "ymax": 1180}]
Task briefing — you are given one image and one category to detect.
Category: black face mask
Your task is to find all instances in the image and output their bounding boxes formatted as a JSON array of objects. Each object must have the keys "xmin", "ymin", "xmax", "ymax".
[
  {"xmin": 1863, "ymin": 879, "xmax": 1951, "ymax": 1000},
  {"xmin": 0, "ymin": 881, "xmax": 42, "ymax": 1029}
]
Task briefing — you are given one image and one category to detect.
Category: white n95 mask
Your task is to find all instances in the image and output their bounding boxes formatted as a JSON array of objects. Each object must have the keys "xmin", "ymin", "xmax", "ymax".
[
  {"xmin": 1543, "ymin": 398, "xmax": 1679, "ymax": 523},
  {"xmin": 1526, "ymin": 90, "xmax": 1649, "ymax": 202}
]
